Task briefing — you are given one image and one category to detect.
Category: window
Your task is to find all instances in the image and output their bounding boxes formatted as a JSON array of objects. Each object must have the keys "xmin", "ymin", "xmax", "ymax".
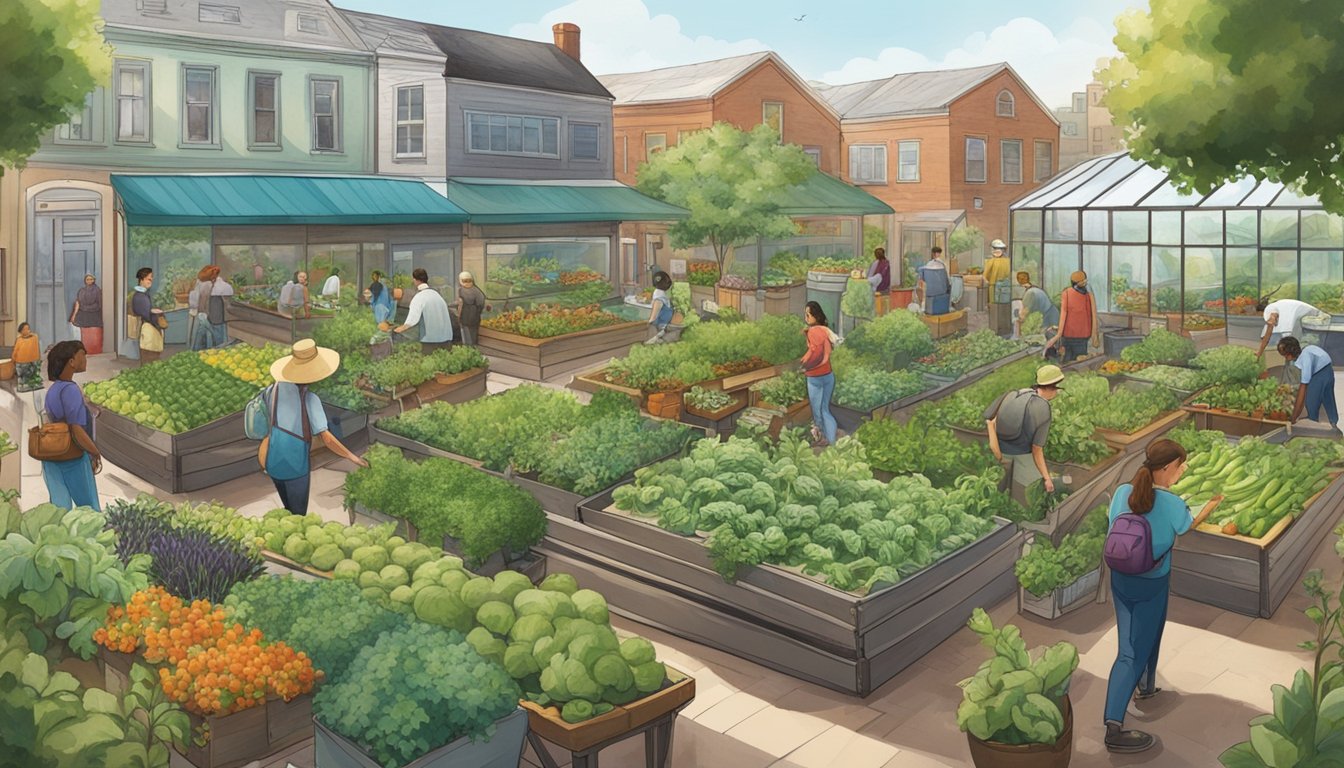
[
  {"xmin": 1072, "ymin": 94, "xmax": 1085, "ymax": 112},
  {"xmin": 466, "ymin": 111, "xmax": 560, "ymax": 157},
  {"xmin": 248, "ymin": 72, "xmax": 279, "ymax": 148},
  {"xmin": 1033, "ymin": 140, "xmax": 1053, "ymax": 181},
  {"xmin": 182, "ymin": 66, "xmax": 216, "ymax": 145},
  {"xmin": 645, "ymin": 132, "xmax": 666, "ymax": 157},
  {"xmin": 1062, "ymin": 122, "xmax": 1078, "ymax": 136},
  {"xmin": 762, "ymin": 101, "xmax": 783, "ymax": 137},
  {"xmin": 484, "ymin": 240, "xmax": 611, "ymax": 301},
  {"xmin": 996, "ymin": 90, "xmax": 1016, "ymax": 117},
  {"xmin": 803, "ymin": 146, "xmax": 821, "ymax": 166},
  {"xmin": 395, "ymin": 85, "xmax": 424, "ymax": 158},
  {"xmin": 1093, "ymin": 127, "xmax": 1102, "ymax": 141},
  {"xmin": 198, "ymin": 3, "xmax": 240, "ymax": 23},
  {"xmin": 897, "ymin": 141, "xmax": 919, "ymax": 182},
  {"xmin": 1000, "ymin": 140, "xmax": 1022, "ymax": 184},
  {"xmin": 310, "ymin": 78, "xmax": 341, "ymax": 152},
  {"xmin": 57, "ymin": 91, "xmax": 98, "ymax": 143},
  {"xmin": 570, "ymin": 122, "xmax": 600, "ymax": 161},
  {"xmin": 965, "ymin": 137, "xmax": 986, "ymax": 183},
  {"xmin": 296, "ymin": 13, "xmax": 324, "ymax": 34},
  {"xmin": 115, "ymin": 60, "xmax": 151, "ymax": 142},
  {"xmin": 848, "ymin": 144, "xmax": 887, "ymax": 184},
  {"xmin": 1092, "ymin": 91, "xmax": 1102, "ymax": 104}
]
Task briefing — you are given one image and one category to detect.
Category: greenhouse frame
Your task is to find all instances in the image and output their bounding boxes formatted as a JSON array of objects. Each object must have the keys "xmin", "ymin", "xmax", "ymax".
[{"xmin": 1009, "ymin": 152, "xmax": 1344, "ymax": 339}]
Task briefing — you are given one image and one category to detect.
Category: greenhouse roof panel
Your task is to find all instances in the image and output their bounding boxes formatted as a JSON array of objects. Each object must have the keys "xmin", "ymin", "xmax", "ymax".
[
  {"xmin": 1088, "ymin": 162, "xmax": 1170, "ymax": 208},
  {"xmin": 1136, "ymin": 176, "xmax": 1206, "ymax": 207},
  {"xmin": 1242, "ymin": 181, "xmax": 1284, "ymax": 208},
  {"xmin": 1269, "ymin": 184, "xmax": 1323, "ymax": 208},
  {"xmin": 1049, "ymin": 155, "xmax": 1149, "ymax": 208},
  {"xmin": 1198, "ymin": 176, "xmax": 1259, "ymax": 207},
  {"xmin": 1011, "ymin": 154, "xmax": 1120, "ymax": 209}
]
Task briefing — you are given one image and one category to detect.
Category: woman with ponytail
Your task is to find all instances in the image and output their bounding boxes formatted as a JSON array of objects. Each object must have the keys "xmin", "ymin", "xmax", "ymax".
[{"xmin": 1101, "ymin": 437, "xmax": 1216, "ymax": 754}]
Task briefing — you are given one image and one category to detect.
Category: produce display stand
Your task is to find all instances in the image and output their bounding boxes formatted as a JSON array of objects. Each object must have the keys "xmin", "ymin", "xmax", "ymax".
[
  {"xmin": 1170, "ymin": 437, "xmax": 1344, "ymax": 618},
  {"xmin": 1094, "ymin": 409, "xmax": 1189, "ymax": 452},
  {"xmin": 521, "ymin": 667, "xmax": 696, "ymax": 768},
  {"xmin": 98, "ymin": 648, "xmax": 313, "ymax": 768},
  {"xmin": 478, "ymin": 321, "xmax": 647, "ymax": 381},
  {"xmin": 544, "ymin": 490, "xmax": 1024, "ymax": 696},
  {"xmin": 92, "ymin": 406, "xmax": 256, "ymax": 494},
  {"xmin": 357, "ymin": 366, "xmax": 488, "ymax": 412},
  {"xmin": 1018, "ymin": 566, "xmax": 1103, "ymax": 621},
  {"xmin": 315, "ymin": 708, "xmax": 528, "ymax": 768},
  {"xmin": 830, "ymin": 379, "xmax": 947, "ymax": 436}
]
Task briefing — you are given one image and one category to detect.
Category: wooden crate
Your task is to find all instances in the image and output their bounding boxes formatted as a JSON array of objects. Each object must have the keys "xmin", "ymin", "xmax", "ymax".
[
  {"xmin": 644, "ymin": 390, "xmax": 683, "ymax": 420},
  {"xmin": 1170, "ymin": 441, "xmax": 1344, "ymax": 618},
  {"xmin": 920, "ymin": 309, "xmax": 968, "ymax": 339},
  {"xmin": 554, "ymin": 492, "xmax": 1023, "ymax": 696},
  {"xmin": 521, "ymin": 666, "xmax": 695, "ymax": 753},
  {"xmin": 358, "ymin": 366, "xmax": 487, "ymax": 411},
  {"xmin": 479, "ymin": 321, "xmax": 648, "ymax": 381}
]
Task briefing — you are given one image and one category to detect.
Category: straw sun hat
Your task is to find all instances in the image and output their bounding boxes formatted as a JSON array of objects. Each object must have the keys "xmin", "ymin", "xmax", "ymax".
[{"xmin": 270, "ymin": 339, "xmax": 341, "ymax": 385}]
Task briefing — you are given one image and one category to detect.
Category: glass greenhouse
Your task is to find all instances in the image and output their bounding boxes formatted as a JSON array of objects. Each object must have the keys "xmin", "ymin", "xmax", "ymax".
[{"xmin": 1010, "ymin": 153, "xmax": 1344, "ymax": 335}]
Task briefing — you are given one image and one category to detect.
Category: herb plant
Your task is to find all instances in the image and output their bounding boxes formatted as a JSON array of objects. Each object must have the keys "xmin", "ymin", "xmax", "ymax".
[
  {"xmin": 1090, "ymin": 385, "xmax": 1180, "ymax": 433},
  {"xmin": 1192, "ymin": 345, "xmax": 1263, "ymax": 385},
  {"xmin": 855, "ymin": 418, "xmax": 1000, "ymax": 488},
  {"xmin": 1127, "ymin": 364, "xmax": 1206, "ymax": 392},
  {"xmin": 1015, "ymin": 505, "xmax": 1108, "ymax": 596},
  {"xmin": 482, "ymin": 305, "xmax": 624, "ymax": 338},
  {"xmin": 685, "ymin": 386, "xmax": 735, "ymax": 412},
  {"xmin": 840, "ymin": 310, "xmax": 935, "ymax": 368},
  {"xmin": 914, "ymin": 331, "xmax": 1028, "ymax": 378},
  {"xmin": 1194, "ymin": 380, "xmax": 1293, "ymax": 416},
  {"xmin": 833, "ymin": 368, "xmax": 931, "ymax": 411},
  {"xmin": 1119, "ymin": 328, "xmax": 1196, "ymax": 364},
  {"xmin": 314, "ymin": 623, "xmax": 521, "ymax": 768},
  {"xmin": 750, "ymin": 371, "xmax": 808, "ymax": 408},
  {"xmin": 362, "ymin": 344, "xmax": 487, "ymax": 392},
  {"xmin": 603, "ymin": 314, "xmax": 805, "ymax": 391},
  {"xmin": 957, "ymin": 608, "xmax": 1079, "ymax": 746}
]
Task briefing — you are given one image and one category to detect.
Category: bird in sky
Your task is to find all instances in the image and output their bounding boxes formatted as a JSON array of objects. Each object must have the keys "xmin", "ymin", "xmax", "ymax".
[{"xmin": 794, "ymin": 14, "xmax": 806, "ymax": 21}]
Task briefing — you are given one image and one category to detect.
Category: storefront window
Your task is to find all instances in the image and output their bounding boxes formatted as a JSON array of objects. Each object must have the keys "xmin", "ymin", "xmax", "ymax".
[
  {"xmin": 1111, "ymin": 245, "xmax": 1149, "ymax": 314},
  {"xmin": 1224, "ymin": 247, "xmax": 1259, "ymax": 315},
  {"xmin": 1043, "ymin": 243, "xmax": 1080, "ymax": 307},
  {"xmin": 1184, "ymin": 211, "xmax": 1223, "ymax": 246},
  {"xmin": 216, "ymin": 244, "xmax": 302, "ymax": 312},
  {"xmin": 1300, "ymin": 212, "xmax": 1343, "ymax": 248},
  {"xmin": 1082, "ymin": 211, "xmax": 1108, "ymax": 242},
  {"xmin": 1225, "ymin": 210, "xmax": 1258, "ymax": 245},
  {"xmin": 1300, "ymin": 250, "xmax": 1343, "ymax": 313},
  {"xmin": 1151, "ymin": 212, "xmax": 1181, "ymax": 245},
  {"xmin": 1112, "ymin": 211, "xmax": 1148, "ymax": 243},
  {"xmin": 1183, "ymin": 248, "xmax": 1223, "ymax": 316},
  {"xmin": 126, "ymin": 227, "xmax": 211, "ymax": 313},
  {"xmin": 1261, "ymin": 250, "xmax": 1299, "ymax": 300},
  {"xmin": 392, "ymin": 244, "xmax": 456, "ymax": 303},
  {"xmin": 1013, "ymin": 210, "xmax": 1042, "ymax": 240},
  {"xmin": 307, "ymin": 244, "xmax": 359, "ymax": 312},
  {"xmin": 484, "ymin": 239, "xmax": 610, "ymax": 306},
  {"xmin": 1083, "ymin": 245, "xmax": 1109, "ymax": 312},
  {"xmin": 1261, "ymin": 211, "xmax": 1299, "ymax": 248},
  {"xmin": 1150, "ymin": 246, "xmax": 1182, "ymax": 314}
]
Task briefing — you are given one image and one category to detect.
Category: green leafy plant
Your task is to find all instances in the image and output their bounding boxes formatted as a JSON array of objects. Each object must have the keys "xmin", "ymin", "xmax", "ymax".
[
  {"xmin": 1219, "ymin": 570, "xmax": 1344, "ymax": 766},
  {"xmin": 314, "ymin": 623, "xmax": 521, "ymax": 768},
  {"xmin": 915, "ymin": 331, "xmax": 1028, "ymax": 379},
  {"xmin": 842, "ymin": 277, "xmax": 875, "ymax": 320},
  {"xmin": 1091, "ymin": 385, "xmax": 1181, "ymax": 433},
  {"xmin": 685, "ymin": 386, "xmax": 734, "ymax": 412},
  {"xmin": 603, "ymin": 314, "xmax": 805, "ymax": 392},
  {"xmin": 482, "ymin": 305, "xmax": 624, "ymax": 339},
  {"xmin": 1120, "ymin": 328, "xmax": 1196, "ymax": 364},
  {"xmin": 750, "ymin": 371, "xmax": 808, "ymax": 408},
  {"xmin": 855, "ymin": 418, "xmax": 1000, "ymax": 488},
  {"xmin": 1021, "ymin": 312, "xmax": 1044, "ymax": 336},
  {"xmin": 1193, "ymin": 345, "xmax": 1264, "ymax": 386},
  {"xmin": 840, "ymin": 311, "xmax": 935, "ymax": 369},
  {"xmin": 957, "ymin": 608, "xmax": 1079, "ymax": 746},
  {"xmin": 312, "ymin": 305, "xmax": 382, "ymax": 358},
  {"xmin": 1194, "ymin": 381, "xmax": 1294, "ymax": 417},
  {"xmin": 363, "ymin": 345, "xmax": 487, "ymax": 392},
  {"xmin": 832, "ymin": 367, "xmax": 931, "ymax": 411},
  {"xmin": 1127, "ymin": 364, "xmax": 1206, "ymax": 392},
  {"xmin": 1015, "ymin": 505, "xmax": 1108, "ymax": 596}
]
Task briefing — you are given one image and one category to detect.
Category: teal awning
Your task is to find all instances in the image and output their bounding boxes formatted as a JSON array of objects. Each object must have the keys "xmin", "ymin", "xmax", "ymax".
[
  {"xmin": 444, "ymin": 178, "xmax": 689, "ymax": 225},
  {"xmin": 112, "ymin": 175, "xmax": 470, "ymax": 226},
  {"xmin": 777, "ymin": 172, "xmax": 895, "ymax": 217}
]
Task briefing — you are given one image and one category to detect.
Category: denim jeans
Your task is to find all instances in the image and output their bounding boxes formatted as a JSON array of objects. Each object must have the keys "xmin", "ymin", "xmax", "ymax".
[
  {"xmin": 272, "ymin": 474, "xmax": 312, "ymax": 516},
  {"xmin": 1061, "ymin": 337, "xmax": 1089, "ymax": 363},
  {"xmin": 806, "ymin": 372, "xmax": 837, "ymax": 443},
  {"xmin": 1104, "ymin": 571, "xmax": 1170, "ymax": 724},
  {"xmin": 1305, "ymin": 366, "xmax": 1338, "ymax": 426},
  {"xmin": 926, "ymin": 294, "xmax": 951, "ymax": 315},
  {"xmin": 43, "ymin": 453, "xmax": 100, "ymax": 511}
]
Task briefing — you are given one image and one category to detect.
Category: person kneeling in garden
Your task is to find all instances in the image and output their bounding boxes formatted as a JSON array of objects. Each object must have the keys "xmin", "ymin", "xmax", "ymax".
[
  {"xmin": 985, "ymin": 364, "xmax": 1062, "ymax": 502},
  {"xmin": 1277, "ymin": 336, "xmax": 1339, "ymax": 431}
]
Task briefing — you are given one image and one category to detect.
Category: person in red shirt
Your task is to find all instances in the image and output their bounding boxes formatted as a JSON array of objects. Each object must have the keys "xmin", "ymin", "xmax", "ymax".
[
  {"xmin": 1049, "ymin": 270, "xmax": 1100, "ymax": 363},
  {"xmin": 800, "ymin": 301, "xmax": 838, "ymax": 446}
]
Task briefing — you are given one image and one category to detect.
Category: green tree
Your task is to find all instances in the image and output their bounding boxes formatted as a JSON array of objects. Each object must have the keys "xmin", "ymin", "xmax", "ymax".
[
  {"xmin": 1099, "ymin": 0, "xmax": 1344, "ymax": 212},
  {"xmin": 948, "ymin": 225, "xmax": 983, "ymax": 260},
  {"xmin": 637, "ymin": 122, "xmax": 816, "ymax": 278},
  {"xmin": 863, "ymin": 223, "xmax": 886, "ymax": 259},
  {"xmin": 0, "ymin": 0, "xmax": 111, "ymax": 171}
]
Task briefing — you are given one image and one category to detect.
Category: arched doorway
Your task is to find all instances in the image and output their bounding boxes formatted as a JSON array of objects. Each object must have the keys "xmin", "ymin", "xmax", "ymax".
[{"xmin": 29, "ymin": 188, "xmax": 102, "ymax": 345}]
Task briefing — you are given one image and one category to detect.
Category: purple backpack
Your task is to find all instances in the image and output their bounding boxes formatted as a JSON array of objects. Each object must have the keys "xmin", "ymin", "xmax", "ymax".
[{"xmin": 1104, "ymin": 513, "xmax": 1164, "ymax": 575}]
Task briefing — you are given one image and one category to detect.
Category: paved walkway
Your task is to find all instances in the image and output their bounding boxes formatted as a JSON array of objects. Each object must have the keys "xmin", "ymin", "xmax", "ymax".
[{"xmin": 4, "ymin": 347, "xmax": 1342, "ymax": 768}]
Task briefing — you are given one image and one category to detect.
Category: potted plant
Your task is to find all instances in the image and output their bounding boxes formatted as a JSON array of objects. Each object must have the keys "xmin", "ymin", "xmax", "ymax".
[
  {"xmin": 390, "ymin": 272, "xmax": 412, "ymax": 302},
  {"xmin": 958, "ymin": 608, "xmax": 1079, "ymax": 768},
  {"xmin": 313, "ymin": 623, "xmax": 527, "ymax": 768},
  {"xmin": 1015, "ymin": 505, "xmax": 1108, "ymax": 619}
]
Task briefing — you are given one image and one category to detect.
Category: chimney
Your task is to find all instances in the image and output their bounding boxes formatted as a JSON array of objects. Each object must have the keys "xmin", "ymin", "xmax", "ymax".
[{"xmin": 553, "ymin": 23, "xmax": 580, "ymax": 61}]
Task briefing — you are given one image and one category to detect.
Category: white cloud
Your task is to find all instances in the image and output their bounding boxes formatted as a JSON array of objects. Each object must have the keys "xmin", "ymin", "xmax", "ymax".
[
  {"xmin": 819, "ymin": 17, "xmax": 1118, "ymax": 108},
  {"xmin": 510, "ymin": 0, "xmax": 769, "ymax": 76}
]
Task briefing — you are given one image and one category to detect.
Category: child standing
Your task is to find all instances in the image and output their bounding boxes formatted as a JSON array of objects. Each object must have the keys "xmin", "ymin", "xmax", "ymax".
[
  {"xmin": 13, "ymin": 323, "xmax": 42, "ymax": 392},
  {"xmin": 645, "ymin": 271, "xmax": 675, "ymax": 344}
]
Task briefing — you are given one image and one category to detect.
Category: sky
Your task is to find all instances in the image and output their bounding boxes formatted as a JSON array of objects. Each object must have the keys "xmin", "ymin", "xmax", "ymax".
[{"xmin": 335, "ymin": 0, "xmax": 1146, "ymax": 108}]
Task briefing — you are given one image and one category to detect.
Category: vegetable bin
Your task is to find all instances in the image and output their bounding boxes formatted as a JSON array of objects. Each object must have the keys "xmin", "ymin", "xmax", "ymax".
[{"xmin": 314, "ymin": 707, "xmax": 528, "ymax": 768}]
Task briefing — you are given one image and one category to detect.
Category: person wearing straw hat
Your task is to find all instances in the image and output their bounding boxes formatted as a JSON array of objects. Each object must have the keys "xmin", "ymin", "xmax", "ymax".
[
  {"xmin": 259, "ymin": 339, "xmax": 368, "ymax": 516},
  {"xmin": 985, "ymin": 364, "xmax": 1064, "ymax": 501}
]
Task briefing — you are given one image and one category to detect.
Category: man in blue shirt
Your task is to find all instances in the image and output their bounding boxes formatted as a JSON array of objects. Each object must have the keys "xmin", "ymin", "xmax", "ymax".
[
  {"xmin": 1278, "ymin": 336, "xmax": 1338, "ymax": 429},
  {"xmin": 915, "ymin": 246, "xmax": 951, "ymax": 316}
]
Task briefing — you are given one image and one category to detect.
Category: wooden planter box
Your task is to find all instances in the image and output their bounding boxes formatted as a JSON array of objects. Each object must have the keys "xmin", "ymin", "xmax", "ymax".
[
  {"xmin": 1171, "ymin": 444, "xmax": 1344, "ymax": 618},
  {"xmin": 917, "ymin": 346, "xmax": 1036, "ymax": 386},
  {"xmin": 680, "ymin": 390, "xmax": 749, "ymax": 435},
  {"xmin": 92, "ymin": 406, "xmax": 256, "ymax": 494},
  {"xmin": 920, "ymin": 309, "xmax": 967, "ymax": 339},
  {"xmin": 744, "ymin": 394, "xmax": 811, "ymax": 439},
  {"xmin": 1166, "ymin": 315, "xmax": 1228, "ymax": 352},
  {"xmin": 830, "ymin": 380, "xmax": 942, "ymax": 436},
  {"xmin": 764, "ymin": 284, "xmax": 801, "ymax": 316},
  {"xmin": 1094, "ymin": 409, "xmax": 1189, "ymax": 452},
  {"xmin": 479, "ymin": 321, "xmax": 647, "ymax": 381},
  {"xmin": 367, "ymin": 424, "xmax": 497, "ymax": 471},
  {"xmin": 689, "ymin": 284, "xmax": 715, "ymax": 313},
  {"xmin": 358, "ymin": 367, "xmax": 488, "ymax": 412},
  {"xmin": 549, "ymin": 490, "xmax": 1024, "ymax": 696},
  {"xmin": 715, "ymin": 285, "xmax": 753, "ymax": 314},
  {"xmin": 1019, "ymin": 567, "xmax": 1103, "ymax": 621},
  {"xmin": 314, "ymin": 708, "xmax": 527, "ymax": 768},
  {"xmin": 521, "ymin": 666, "xmax": 695, "ymax": 754},
  {"xmin": 226, "ymin": 301, "xmax": 325, "ymax": 345},
  {"xmin": 1182, "ymin": 398, "xmax": 1290, "ymax": 438},
  {"xmin": 1047, "ymin": 449, "xmax": 1123, "ymax": 495}
]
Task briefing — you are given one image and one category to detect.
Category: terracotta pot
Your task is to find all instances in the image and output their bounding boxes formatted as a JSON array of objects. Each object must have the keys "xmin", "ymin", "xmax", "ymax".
[
  {"xmin": 392, "ymin": 288, "xmax": 404, "ymax": 301},
  {"xmin": 966, "ymin": 696, "xmax": 1073, "ymax": 768}
]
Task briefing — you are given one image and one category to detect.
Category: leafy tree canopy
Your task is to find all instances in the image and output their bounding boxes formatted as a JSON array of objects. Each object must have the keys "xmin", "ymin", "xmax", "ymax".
[
  {"xmin": 0, "ymin": 0, "xmax": 111, "ymax": 170},
  {"xmin": 1099, "ymin": 0, "xmax": 1344, "ymax": 213},
  {"xmin": 636, "ymin": 122, "xmax": 816, "ymax": 271}
]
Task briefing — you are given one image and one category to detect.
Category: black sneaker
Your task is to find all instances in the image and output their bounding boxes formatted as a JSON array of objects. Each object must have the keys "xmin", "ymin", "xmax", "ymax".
[
  {"xmin": 1105, "ymin": 720, "xmax": 1155, "ymax": 754},
  {"xmin": 1134, "ymin": 686, "xmax": 1163, "ymax": 701}
]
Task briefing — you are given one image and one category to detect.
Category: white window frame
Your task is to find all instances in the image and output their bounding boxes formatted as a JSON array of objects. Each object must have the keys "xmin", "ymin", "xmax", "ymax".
[
  {"xmin": 645, "ymin": 132, "xmax": 666, "ymax": 157},
  {"xmin": 114, "ymin": 59, "xmax": 152, "ymax": 144},
  {"xmin": 247, "ymin": 70, "xmax": 280, "ymax": 150},
  {"xmin": 1033, "ymin": 139, "xmax": 1053, "ymax": 182},
  {"xmin": 296, "ymin": 12, "xmax": 324, "ymax": 34},
  {"xmin": 848, "ymin": 144, "xmax": 887, "ymax": 185},
  {"xmin": 180, "ymin": 64, "xmax": 219, "ymax": 147},
  {"xmin": 394, "ymin": 84, "xmax": 425, "ymax": 159},
  {"xmin": 965, "ymin": 136, "xmax": 987, "ymax": 183},
  {"xmin": 56, "ymin": 90, "xmax": 102, "ymax": 145},
  {"xmin": 198, "ymin": 2, "xmax": 240, "ymax": 23},
  {"xmin": 1001, "ymin": 139, "xmax": 1023, "ymax": 184},
  {"xmin": 996, "ymin": 90, "xmax": 1016, "ymax": 118},
  {"xmin": 465, "ymin": 110, "xmax": 561, "ymax": 158},
  {"xmin": 570, "ymin": 121, "xmax": 601, "ymax": 161},
  {"xmin": 762, "ymin": 101, "xmax": 783, "ymax": 139},
  {"xmin": 309, "ymin": 76, "xmax": 342, "ymax": 153},
  {"xmin": 896, "ymin": 140, "xmax": 920, "ymax": 183}
]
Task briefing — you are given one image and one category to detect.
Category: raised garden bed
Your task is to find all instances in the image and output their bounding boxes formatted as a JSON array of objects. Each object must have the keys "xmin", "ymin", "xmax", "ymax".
[
  {"xmin": 227, "ymin": 300, "xmax": 326, "ymax": 344},
  {"xmin": 92, "ymin": 406, "xmax": 255, "ymax": 494},
  {"xmin": 680, "ymin": 389, "xmax": 749, "ymax": 434},
  {"xmin": 550, "ymin": 490, "xmax": 1024, "ymax": 696},
  {"xmin": 479, "ymin": 321, "xmax": 647, "ymax": 381},
  {"xmin": 919, "ymin": 346, "xmax": 1037, "ymax": 386},
  {"xmin": 315, "ymin": 707, "xmax": 528, "ymax": 768},
  {"xmin": 1019, "ymin": 566, "xmax": 1102, "ymax": 621},
  {"xmin": 1182, "ymin": 397, "xmax": 1290, "ymax": 439},
  {"xmin": 1094, "ymin": 409, "xmax": 1189, "ymax": 452},
  {"xmin": 345, "ymin": 501, "xmax": 545, "ymax": 580},
  {"xmin": 357, "ymin": 366, "xmax": 487, "ymax": 413},
  {"xmin": 830, "ymin": 379, "xmax": 947, "ymax": 436}
]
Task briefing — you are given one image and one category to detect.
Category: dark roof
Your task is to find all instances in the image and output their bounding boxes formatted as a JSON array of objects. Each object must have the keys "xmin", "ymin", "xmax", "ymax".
[{"xmin": 339, "ymin": 9, "xmax": 611, "ymax": 100}]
